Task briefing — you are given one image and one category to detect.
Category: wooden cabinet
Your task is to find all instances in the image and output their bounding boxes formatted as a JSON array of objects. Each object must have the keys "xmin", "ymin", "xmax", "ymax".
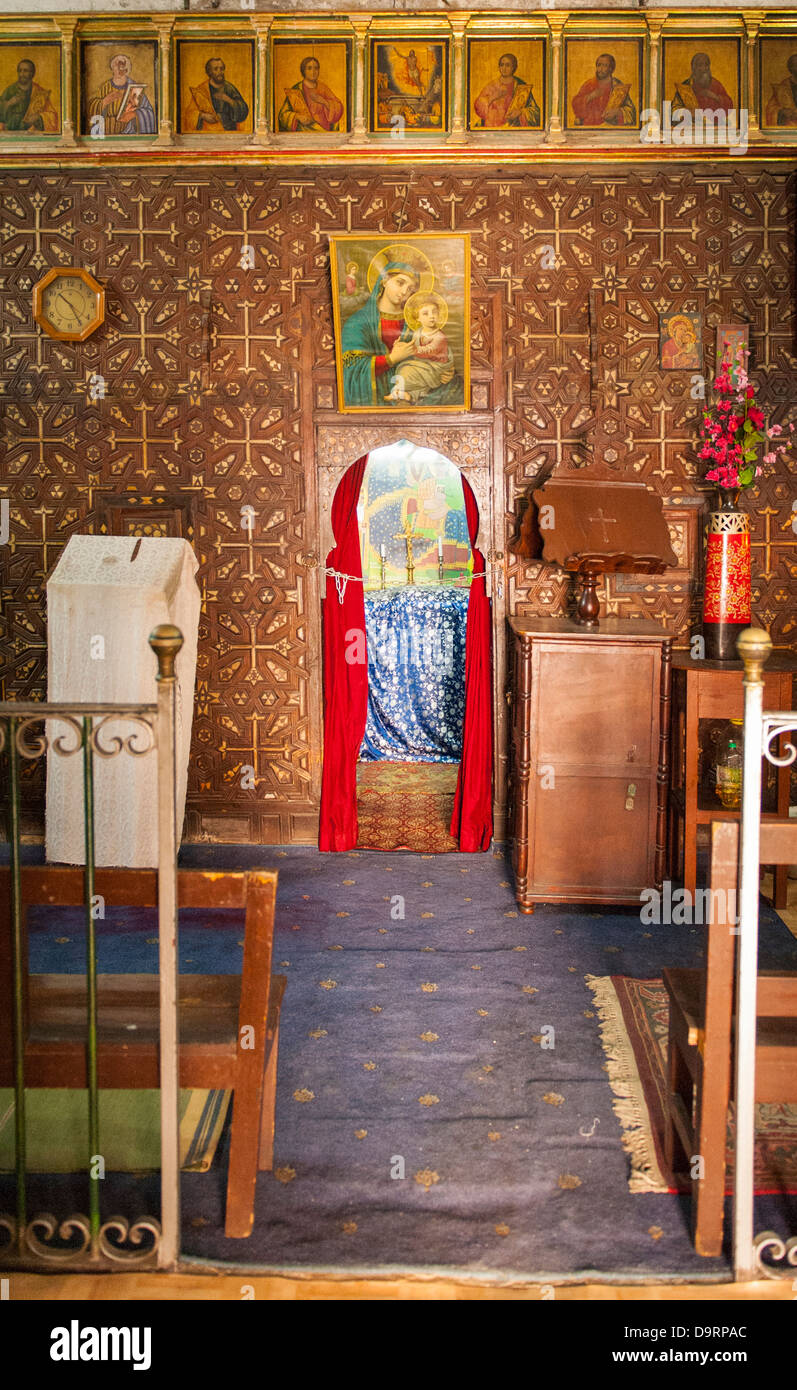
[{"xmin": 507, "ymin": 617, "xmax": 672, "ymax": 911}]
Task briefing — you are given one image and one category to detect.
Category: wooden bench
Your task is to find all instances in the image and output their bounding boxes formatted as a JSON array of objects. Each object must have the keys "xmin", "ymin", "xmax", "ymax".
[
  {"xmin": 662, "ymin": 819, "xmax": 797, "ymax": 1256},
  {"xmin": 0, "ymin": 866, "xmax": 286, "ymax": 1239}
]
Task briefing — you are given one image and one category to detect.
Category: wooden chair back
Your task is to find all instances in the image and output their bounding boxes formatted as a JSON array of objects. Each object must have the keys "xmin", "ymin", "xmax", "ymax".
[
  {"xmin": 0, "ymin": 864, "xmax": 283, "ymax": 1239},
  {"xmin": 0, "ymin": 866, "xmax": 277, "ymax": 1083}
]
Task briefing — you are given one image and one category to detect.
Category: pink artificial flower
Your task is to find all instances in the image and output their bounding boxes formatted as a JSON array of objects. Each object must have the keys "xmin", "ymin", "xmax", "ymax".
[
  {"xmin": 768, "ymin": 423, "xmax": 783, "ymax": 437},
  {"xmin": 762, "ymin": 451, "xmax": 777, "ymax": 464}
]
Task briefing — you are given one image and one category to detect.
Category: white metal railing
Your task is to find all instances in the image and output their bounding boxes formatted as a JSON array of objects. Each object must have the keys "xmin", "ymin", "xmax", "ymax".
[
  {"xmin": 0, "ymin": 624, "xmax": 181, "ymax": 1271},
  {"xmin": 733, "ymin": 627, "xmax": 797, "ymax": 1280}
]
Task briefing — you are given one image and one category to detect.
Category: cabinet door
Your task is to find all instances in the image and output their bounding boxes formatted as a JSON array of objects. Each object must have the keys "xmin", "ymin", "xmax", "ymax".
[
  {"xmin": 529, "ymin": 772, "xmax": 653, "ymax": 896},
  {"xmin": 534, "ymin": 642, "xmax": 659, "ymax": 770}
]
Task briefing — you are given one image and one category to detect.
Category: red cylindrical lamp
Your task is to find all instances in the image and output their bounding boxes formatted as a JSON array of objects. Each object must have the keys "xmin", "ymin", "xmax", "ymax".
[{"xmin": 701, "ymin": 493, "xmax": 752, "ymax": 662}]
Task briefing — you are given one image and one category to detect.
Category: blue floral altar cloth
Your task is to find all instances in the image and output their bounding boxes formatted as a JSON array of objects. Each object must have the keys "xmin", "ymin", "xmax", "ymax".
[{"xmin": 360, "ymin": 585, "xmax": 468, "ymax": 763}]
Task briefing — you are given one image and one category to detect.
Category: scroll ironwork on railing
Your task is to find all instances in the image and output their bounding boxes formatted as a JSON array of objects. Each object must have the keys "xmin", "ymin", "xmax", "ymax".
[
  {"xmin": 752, "ymin": 713, "xmax": 797, "ymax": 1281},
  {"xmin": 0, "ymin": 626, "xmax": 182, "ymax": 1271}
]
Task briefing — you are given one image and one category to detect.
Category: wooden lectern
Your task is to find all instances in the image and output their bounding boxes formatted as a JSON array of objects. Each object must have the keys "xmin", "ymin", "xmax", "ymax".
[
  {"xmin": 507, "ymin": 474, "xmax": 676, "ymax": 908},
  {"xmin": 513, "ymin": 475, "xmax": 678, "ymax": 625}
]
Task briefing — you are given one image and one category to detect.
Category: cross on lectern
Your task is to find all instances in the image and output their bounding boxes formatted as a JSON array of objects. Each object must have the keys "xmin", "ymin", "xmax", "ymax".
[{"xmin": 587, "ymin": 507, "xmax": 617, "ymax": 546}]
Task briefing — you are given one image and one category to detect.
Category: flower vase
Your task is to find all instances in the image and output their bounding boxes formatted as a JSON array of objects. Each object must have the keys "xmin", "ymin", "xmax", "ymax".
[{"xmin": 701, "ymin": 488, "xmax": 751, "ymax": 661}]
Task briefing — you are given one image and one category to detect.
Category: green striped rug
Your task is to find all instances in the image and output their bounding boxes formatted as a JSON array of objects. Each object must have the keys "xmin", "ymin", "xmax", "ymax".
[{"xmin": 0, "ymin": 1089, "xmax": 230, "ymax": 1173}]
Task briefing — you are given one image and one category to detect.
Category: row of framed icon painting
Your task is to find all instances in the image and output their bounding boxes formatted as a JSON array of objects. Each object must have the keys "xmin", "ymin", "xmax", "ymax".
[{"xmin": 5, "ymin": 33, "xmax": 797, "ymax": 139}]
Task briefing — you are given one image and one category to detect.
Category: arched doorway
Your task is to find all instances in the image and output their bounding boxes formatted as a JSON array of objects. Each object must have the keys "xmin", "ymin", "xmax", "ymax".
[{"xmin": 318, "ymin": 442, "xmax": 493, "ymax": 854}]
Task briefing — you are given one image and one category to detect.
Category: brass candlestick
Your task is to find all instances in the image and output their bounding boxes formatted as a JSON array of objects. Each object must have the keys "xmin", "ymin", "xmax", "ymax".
[{"xmin": 393, "ymin": 518, "xmax": 416, "ymax": 585}]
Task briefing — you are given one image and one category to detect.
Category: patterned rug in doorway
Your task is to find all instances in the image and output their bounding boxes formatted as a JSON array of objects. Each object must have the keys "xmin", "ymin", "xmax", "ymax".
[{"xmin": 356, "ymin": 761, "xmax": 459, "ymax": 852}]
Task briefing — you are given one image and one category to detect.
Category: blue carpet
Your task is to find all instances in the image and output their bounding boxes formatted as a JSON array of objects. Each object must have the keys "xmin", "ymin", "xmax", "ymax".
[{"xmin": 5, "ymin": 843, "xmax": 797, "ymax": 1280}]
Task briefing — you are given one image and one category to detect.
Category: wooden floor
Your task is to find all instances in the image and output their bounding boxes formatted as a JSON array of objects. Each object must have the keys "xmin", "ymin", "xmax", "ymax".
[{"xmin": 4, "ymin": 1272, "xmax": 793, "ymax": 1300}]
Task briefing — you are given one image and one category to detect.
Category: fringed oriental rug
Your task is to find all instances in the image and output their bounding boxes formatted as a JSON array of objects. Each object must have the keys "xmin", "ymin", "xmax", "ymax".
[{"xmin": 586, "ymin": 974, "xmax": 797, "ymax": 1196}]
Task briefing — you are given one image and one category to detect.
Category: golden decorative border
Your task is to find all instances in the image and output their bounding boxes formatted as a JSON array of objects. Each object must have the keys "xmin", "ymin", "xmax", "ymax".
[
  {"xmin": 328, "ymin": 231, "xmax": 471, "ymax": 414},
  {"xmin": 0, "ymin": 10, "xmax": 796, "ymax": 163}
]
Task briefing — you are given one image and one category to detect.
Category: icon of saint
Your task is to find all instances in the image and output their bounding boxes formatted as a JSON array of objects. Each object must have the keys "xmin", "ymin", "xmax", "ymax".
[
  {"xmin": 278, "ymin": 55, "xmax": 343, "ymax": 133},
  {"xmin": 184, "ymin": 56, "xmax": 249, "ymax": 132},
  {"xmin": 765, "ymin": 53, "xmax": 797, "ymax": 126},
  {"xmin": 473, "ymin": 52, "xmax": 540, "ymax": 129},
  {"xmin": 0, "ymin": 58, "xmax": 59, "ymax": 133},
  {"xmin": 662, "ymin": 315, "xmax": 700, "ymax": 370},
  {"xmin": 571, "ymin": 53, "xmax": 636, "ymax": 127},
  {"xmin": 87, "ymin": 52, "xmax": 155, "ymax": 135},
  {"xmin": 672, "ymin": 53, "xmax": 733, "ymax": 115}
]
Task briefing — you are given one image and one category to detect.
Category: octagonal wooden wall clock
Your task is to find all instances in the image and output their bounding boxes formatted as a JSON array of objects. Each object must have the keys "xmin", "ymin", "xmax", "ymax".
[{"xmin": 33, "ymin": 267, "xmax": 105, "ymax": 341}]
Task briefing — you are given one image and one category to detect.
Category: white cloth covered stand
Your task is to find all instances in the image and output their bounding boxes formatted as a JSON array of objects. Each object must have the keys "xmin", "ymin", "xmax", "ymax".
[{"xmin": 46, "ymin": 535, "xmax": 200, "ymax": 867}]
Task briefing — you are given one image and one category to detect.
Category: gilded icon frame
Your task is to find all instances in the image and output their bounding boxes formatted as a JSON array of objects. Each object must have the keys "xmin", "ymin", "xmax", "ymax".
[
  {"xmin": 0, "ymin": 40, "xmax": 62, "ymax": 137},
  {"xmin": 78, "ymin": 38, "xmax": 159, "ymax": 140},
  {"xmin": 272, "ymin": 37, "xmax": 352, "ymax": 135},
  {"xmin": 176, "ymin": 38, "xmax": 255, "ymax": 136},
  {"xmin": 467, "ymin": 37, "xmax": 545, "ymax": 133},
  {"xmin": 369, "ymin": 38, "xmax": 449, "ymax": 135},
  {"xmin": 329, "ymin": 232, "xmax": 470, "ymax": 414},
  {"xmin": 661, "ymin": 38, "xmax": 741, "ymax": 119},
  {"xmin": 564, "ymin": 37, "xmax": 644, "ymax": 132},
  {"xmin": 659, "ymin": 310, "xmax": 703, "ymax": 371},
  {"xmin": 759, "ymin": 36, "xmax": 797, "ymax": 131}
]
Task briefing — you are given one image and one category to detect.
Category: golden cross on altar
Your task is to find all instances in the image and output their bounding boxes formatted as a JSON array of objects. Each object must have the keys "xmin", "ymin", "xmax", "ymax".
[{"xmin": 393, "ymin": 516, "xmax": 416, "ymax": 585}]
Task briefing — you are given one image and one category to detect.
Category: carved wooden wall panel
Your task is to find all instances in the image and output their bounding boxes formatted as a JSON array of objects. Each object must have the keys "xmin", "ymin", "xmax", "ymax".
[{"xmin": 1, "ymin": 165, "xmax": 795, "ymax": 842}]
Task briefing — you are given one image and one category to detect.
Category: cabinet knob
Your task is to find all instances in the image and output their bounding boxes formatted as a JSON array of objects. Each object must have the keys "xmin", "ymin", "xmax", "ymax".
[{"xmin": 505, "ymin": 690, "xmax": 513, "ymax": 706}]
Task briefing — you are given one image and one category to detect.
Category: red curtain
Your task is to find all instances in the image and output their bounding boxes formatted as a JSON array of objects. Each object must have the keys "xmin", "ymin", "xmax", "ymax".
[
  {"xmin": 318, "ymin": 454, "xmax": 369, "ymax": 852},
  {"xmin": 451, "ymin": 476, "xmax": 493, "ymax": 851}
]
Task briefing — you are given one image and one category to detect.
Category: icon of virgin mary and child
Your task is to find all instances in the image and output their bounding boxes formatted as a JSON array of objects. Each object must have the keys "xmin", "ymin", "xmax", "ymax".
[{"xmin": 340, "ymin": 246, "xmax": 464, "ymax": 408}]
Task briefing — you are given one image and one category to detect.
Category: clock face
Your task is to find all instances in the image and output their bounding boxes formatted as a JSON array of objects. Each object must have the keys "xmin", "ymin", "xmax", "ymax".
[
  {"xmin": 33, "ymin": 268, "xmax": 104, "ymax": 341},
  {"xmin": 42, "ymin": 275, "xmax": 98, "ymax": 334}
]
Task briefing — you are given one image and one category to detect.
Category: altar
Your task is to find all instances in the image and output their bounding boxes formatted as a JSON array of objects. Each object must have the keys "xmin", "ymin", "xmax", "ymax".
[{"xmin": 361, "ymin": 585, "xmax": 468, "ymax": 762}]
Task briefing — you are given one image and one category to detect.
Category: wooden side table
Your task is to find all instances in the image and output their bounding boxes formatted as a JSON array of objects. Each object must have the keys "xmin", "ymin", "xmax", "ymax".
[{"xmin": 669, "ymin": 653, "xmax": 797, "ymax": 909}]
